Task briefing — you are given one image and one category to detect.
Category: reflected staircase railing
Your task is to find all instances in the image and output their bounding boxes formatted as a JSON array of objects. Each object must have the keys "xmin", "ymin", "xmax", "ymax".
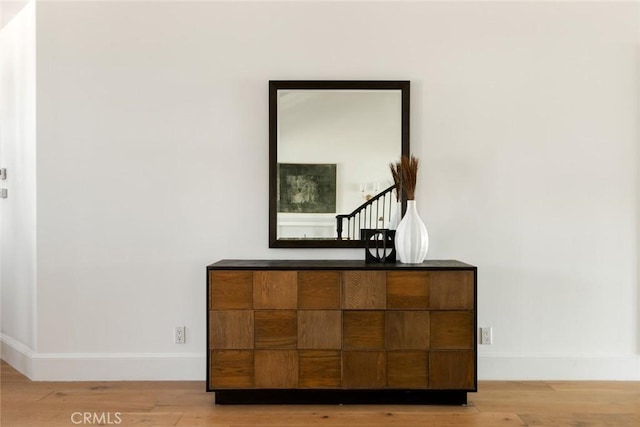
[{"xmin": 336, "ymin": 184, "xmax": 397, "ymax": 240}]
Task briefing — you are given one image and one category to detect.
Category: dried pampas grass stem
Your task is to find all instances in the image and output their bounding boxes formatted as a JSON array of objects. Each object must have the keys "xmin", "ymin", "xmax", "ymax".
[
  {"xmin": 389, "ymin": 155, "xmax": 420, "ymax": 200},
  {"xmin": 401, "ymin": 155, "xmax": 419, "ymax": 200}
]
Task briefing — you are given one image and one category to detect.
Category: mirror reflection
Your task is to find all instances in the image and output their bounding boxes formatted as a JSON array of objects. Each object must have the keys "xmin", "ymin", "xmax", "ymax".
[{"xmin": 269, "ymin": 81, "xmax": 410, "ymax": 248}]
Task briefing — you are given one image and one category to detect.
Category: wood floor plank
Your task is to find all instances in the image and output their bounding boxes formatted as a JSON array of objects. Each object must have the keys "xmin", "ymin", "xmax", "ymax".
[
  {"xmin": 153, "ymin": 389, "xmax": 215, "ymax": 407},
  {"xmin": 519, "ymin": 412, "xmax": 640, "ymax": 427},
  {"xmin": 155, "ymin": 404, "xmax": 478, "ymax": 417},
  {"xmin": 548, "ymin": 381, "xmax": 640, "ymax": 392},
  {"xmin": 471, "ymin": 390, "xmax": 640, "ymax": 415},
  {"xmin": 117, "ymin": 412, "xmax": 184, "ymax": 426},
  {"xmin": 476, "ymin": 381, "xmax": 555, "ymax": 392},
  {"xmin": 175, "ymin": 411, "xmax": 524, "ymax": 427}
]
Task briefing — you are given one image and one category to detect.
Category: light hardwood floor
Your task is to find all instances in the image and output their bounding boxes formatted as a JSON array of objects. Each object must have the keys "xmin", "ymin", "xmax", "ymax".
[{"xmin": 1, "ymin": 361, "xmax": 638, "ymax": 426}]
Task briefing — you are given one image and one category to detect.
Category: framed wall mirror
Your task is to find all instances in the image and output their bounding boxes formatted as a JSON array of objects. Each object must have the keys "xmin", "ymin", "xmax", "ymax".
[{"xmin": 269, "ymin": 80, "xmax": 410, "ymax": 248}]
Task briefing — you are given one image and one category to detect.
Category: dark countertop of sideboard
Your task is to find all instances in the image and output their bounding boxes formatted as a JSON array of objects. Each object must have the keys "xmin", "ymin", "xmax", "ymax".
[{"xmin": 208, "ymin": 259, "xmax": 476, "ymax": 270}]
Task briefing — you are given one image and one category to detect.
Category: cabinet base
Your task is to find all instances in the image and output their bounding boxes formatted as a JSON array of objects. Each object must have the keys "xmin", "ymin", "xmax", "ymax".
[{"xmin": 213, "ymin": 389, "xmax": 468, "ymax": 405}]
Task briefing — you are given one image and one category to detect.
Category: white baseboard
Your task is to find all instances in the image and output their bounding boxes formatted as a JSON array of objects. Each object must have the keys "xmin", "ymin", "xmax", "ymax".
[
  {"xmin": 30, "ymin": 352, "xmax": 206, "ymax": 381},
  {"xmin": 1, "ymin": 334, "xmax": 205, "ymax": 381},
  {"xmin": 3, "ymin": 333, "xmax": 638, "ymax": 381},
  {"xmin": 478, "ymin": 354, "xmax": 640, "ymax": 380},
  {"xmin": 0, "ymin": 333, "xmax": 35, "ymax": 379}
]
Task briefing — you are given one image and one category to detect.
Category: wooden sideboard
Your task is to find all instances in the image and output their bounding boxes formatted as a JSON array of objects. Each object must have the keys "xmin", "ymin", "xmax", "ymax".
[{"xmin": 207, "ymin": 259, "xmax": 477, "ymax": 404}]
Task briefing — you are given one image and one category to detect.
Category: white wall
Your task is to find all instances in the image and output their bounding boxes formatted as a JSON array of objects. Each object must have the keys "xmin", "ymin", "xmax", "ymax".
[
  {"xmin": 2, "ymin": 1, "xmax": 638, "ymax": 380},
  {"xmin": 0, "ymin": 0, "xmax": 36, "ymax": 376},
  {"xmin": 1, "ymin": 0, "xmax": 30, "ymax": 28}
]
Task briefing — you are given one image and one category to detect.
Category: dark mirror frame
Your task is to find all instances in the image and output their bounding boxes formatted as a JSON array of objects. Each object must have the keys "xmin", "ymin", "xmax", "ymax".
[{"xmin": 269, "ymin": 80, "xmax": 410, "ymax": 248}]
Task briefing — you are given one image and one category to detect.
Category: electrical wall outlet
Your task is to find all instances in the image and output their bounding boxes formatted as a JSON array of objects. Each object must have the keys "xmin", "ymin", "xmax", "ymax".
[
  {"xmin": 480, "ymin": 327, "xmax": 493, "ymax": 345},
  {"xmin": 174, "ymin": 326, "xmax": 186, "ymax": 344}
]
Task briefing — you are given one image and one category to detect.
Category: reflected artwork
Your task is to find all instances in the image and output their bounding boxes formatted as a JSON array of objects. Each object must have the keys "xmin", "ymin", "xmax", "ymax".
[{"xmin": 278, "ymin": 163, "xmax": 337, "ymax": 213}]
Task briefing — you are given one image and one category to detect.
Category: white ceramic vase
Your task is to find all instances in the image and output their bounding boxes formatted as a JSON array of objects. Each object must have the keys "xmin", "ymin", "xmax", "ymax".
[{"xmin": 395, "ymin": 200, "xmax": 429, "ymax": 264}]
